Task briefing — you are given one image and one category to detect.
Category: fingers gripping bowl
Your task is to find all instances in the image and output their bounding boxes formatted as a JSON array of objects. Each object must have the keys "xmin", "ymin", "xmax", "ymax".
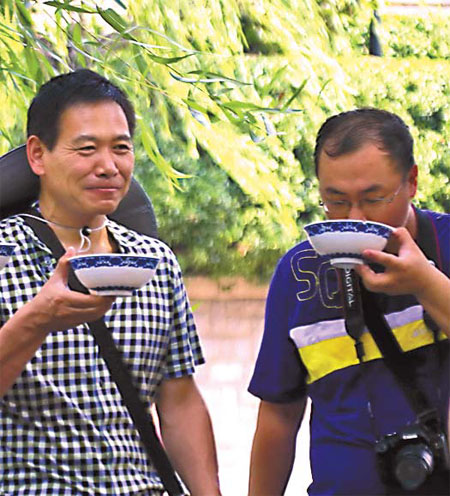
[
  {"xmin": 69, "ymin": 254, "xmax": 160, "ymax": 296},
  {"xmin": 304, "ymin": 220, "xmax": 394, "ymax": 269}
]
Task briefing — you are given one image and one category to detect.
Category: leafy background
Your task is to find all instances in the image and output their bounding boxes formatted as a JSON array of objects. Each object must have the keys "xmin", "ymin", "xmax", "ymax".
[{"xmin": 1, "ymin": 0, "xmax": 449, "ymax": 281}]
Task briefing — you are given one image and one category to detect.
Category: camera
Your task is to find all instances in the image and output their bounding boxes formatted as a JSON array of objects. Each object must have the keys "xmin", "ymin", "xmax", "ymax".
[{"xmin": 375, "ymin": 421, "xmax": 450, "ymax": 491}]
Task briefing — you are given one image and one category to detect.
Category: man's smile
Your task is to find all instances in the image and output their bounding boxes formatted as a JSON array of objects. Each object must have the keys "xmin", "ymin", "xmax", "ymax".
[{"xmin": 85, "ymin": 185, "xmax": 123, "ymax": 192}]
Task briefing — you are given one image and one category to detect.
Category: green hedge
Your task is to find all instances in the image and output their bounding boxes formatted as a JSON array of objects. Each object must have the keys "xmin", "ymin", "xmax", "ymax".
[
  {"xmin": 375, "ymin": 13, "xmax": 450, "ymax": 59},
  {"xmin": 0, "ymin": 1, "xmax": 448, "ymax": 282},
  {"xmin": 317, "ymin": 2, "xmax": 450, "ymax": 59}
]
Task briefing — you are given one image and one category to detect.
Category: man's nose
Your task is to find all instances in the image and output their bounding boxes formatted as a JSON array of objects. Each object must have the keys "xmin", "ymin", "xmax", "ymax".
[
  {"xmin": 347, "ymin": 202, "xmax": 367, "ymax": 221},
  {"xmin": 95, "ymin": 150, "xmax": 118, "ymax": 176}
]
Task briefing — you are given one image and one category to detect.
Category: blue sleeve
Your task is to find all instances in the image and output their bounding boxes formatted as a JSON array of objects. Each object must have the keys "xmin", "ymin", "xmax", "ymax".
[
  {"xmin": 434, "ymin": 211, "xmax": 449, "ymax": 276},
  {"xmin": 248, "ymin": 256, "xmax": 307, "ymax": 403}
]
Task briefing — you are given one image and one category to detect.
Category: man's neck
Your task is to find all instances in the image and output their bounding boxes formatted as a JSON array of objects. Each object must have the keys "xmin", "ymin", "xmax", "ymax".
[
  {"xmin": 405, "ymin": 204, "xmax": 418, "ymax": 240},
  {"xmin": 49, "ymin": 223, "xmax": 114, "ymax": 254},
  {"xmin": 39, "ymin": 200, "xmax": 102, "ymax": 230},
  {"xmin": 37, "ymin": 201, "xmax": 113, "ymax": 253}
]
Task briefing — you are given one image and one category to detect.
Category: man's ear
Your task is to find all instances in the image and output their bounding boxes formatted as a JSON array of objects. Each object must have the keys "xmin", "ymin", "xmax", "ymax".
[{"xmin": 26, "ymin": 135, "xmax": 47, "ymax": 176}]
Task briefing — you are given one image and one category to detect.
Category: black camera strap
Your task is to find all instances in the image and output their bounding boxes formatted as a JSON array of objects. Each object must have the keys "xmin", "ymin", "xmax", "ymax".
[
  {"xmin": 339, "ymin": 272, "xmax": 438, "ymax": 426},
  {"xmin": 359, "ymin": 285, "xmax": 436, "ymax": 422},
  {"xmin": 339, "ymin": 209, "xmax": 444, "ymax": 428},
  {"xmin": 339, "ymin": 268, "xmax": 366, "ymax": 362},
  {"xmin": 23, "ymin": 213, "xmax": 184, "ymax": 496}
]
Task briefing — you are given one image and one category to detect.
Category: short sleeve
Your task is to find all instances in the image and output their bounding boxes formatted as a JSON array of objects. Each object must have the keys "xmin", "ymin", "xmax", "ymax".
[
  {"xmin": 248, "ymin": 256, "xmax": 307, "ymax": 403},
  {"xmin": 163, "ymin": 254, "xmax": 205, "ymax": 379}
]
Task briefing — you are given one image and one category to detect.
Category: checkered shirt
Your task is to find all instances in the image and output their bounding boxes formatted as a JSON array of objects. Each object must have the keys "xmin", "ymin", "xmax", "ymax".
[{"xmin": 0, "ymin": 214, "xmax": 204, "ymax": 496}]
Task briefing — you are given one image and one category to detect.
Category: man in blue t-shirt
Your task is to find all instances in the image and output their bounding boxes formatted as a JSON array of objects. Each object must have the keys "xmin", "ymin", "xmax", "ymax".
[{"xmin": 248, "ymin": 108, "xmax": 450, "ymax": 495}]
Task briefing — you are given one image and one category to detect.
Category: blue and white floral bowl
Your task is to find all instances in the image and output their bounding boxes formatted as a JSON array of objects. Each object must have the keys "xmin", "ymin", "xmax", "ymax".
[
  {"xmin": 0, "ymin": 243, "xmax": 16, "ymax": 270},
  {"xmin": 69, "ymin": 254, "xmax": 160, "ymax": 296},
  {"xmin": 304, "ymin": 220, "xmax": 393, "ymax": 269}
]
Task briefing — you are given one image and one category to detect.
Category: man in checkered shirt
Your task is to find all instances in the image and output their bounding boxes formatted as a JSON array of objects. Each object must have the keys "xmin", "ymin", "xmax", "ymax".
[{"xmin": 0, "ymin": 69, "xmax": 221, "ymax": 496}]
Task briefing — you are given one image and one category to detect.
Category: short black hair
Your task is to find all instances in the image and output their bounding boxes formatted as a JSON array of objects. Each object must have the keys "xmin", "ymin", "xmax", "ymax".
[
  {"xmin": 27, "ymin": 69, "xmax": 136, "ymax": 149},
  {"xmin": 314, "ymin": 108, "xmax": 415, "ymax": 177}
]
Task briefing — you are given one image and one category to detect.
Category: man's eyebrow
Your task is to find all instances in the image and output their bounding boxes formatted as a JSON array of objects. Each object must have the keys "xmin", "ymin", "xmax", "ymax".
[
  {"xmin": 71, "ymin": 135, "xmax": 97, "ymax": 145},
  {"xmin": 324, "ymin": 184, "xmax": 384, "ymax": 196},
  {"xmin": 361, "ymin": 184, "xmax": 384, "ymax": 194},
  {"xmin": 324, "ymin": 187, "xmax": 346, "ymax": 196},
  {"xmin": 114, "ymin": 134, "xmax": 133, "ymax": 142},
  {"xmin": 71, "ymin": 134, "xmax": 132, "ymax": 145}
]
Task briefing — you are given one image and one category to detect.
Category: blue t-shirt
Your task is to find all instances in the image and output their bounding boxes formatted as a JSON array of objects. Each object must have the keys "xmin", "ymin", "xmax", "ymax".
[{"xmin": 249, "ymin": 209, "xmax": 450, "ymax": 495}]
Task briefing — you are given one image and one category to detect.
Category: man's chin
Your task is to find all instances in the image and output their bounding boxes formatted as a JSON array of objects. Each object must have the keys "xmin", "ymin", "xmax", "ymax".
[{"xmin": 88, "ymin": 199, "xmax": 123, "ymax": 217}]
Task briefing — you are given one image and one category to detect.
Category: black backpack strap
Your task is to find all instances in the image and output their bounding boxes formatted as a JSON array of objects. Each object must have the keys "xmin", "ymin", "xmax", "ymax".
[
  {"xmin": 22, "ymin": 213, "xmax": 184, "ymax": 496},
  {"xmin": 415, "ymin": 208, "xmax": 440, "ymax": 269},
  {"xmin": 415, "ymin": 209, "xmax": 442, "ymax": 336}
]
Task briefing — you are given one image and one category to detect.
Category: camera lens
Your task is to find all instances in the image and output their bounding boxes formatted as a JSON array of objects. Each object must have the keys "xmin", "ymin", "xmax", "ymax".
[{"xmin": 394, "ymin": 443, "xmax": 434, "ymax": 491}]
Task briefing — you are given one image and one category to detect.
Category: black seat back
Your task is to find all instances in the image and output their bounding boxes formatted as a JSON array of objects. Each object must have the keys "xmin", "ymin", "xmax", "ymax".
[{"xmin": 0, "ymin": 145, "xmax": 158, "ymax": 237}]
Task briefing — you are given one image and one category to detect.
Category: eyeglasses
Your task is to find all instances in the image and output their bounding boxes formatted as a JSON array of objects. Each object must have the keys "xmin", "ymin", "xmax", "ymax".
[{"xmin": 319, "ymin": 184, "xmax": 403, "ymax": 217}]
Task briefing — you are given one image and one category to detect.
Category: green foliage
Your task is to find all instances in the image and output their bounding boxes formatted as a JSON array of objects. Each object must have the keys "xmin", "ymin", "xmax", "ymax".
[
  {"xmin": 379, "ymin": 13, "xmax": 450, "ymax": 59},
  {"xmin": 0, "ymin": 0, "xmax": 448, "ymax": 282},
  {"xmin": 343, "ymin": 56, "xmax": 450, "ymax": 213},
  {"xmin": 316, "ymin": 0, "xmax": 377, "ymax": 55},
  {"xmin": 317, "ymin": 3, "xmax": 450, "ymax": 60}
]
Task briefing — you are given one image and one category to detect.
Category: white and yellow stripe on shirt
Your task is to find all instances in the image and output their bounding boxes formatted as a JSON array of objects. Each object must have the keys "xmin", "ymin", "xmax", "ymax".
[{"xmin": 290, "ymin": 305, "xmax": 446, "ymax": 384}]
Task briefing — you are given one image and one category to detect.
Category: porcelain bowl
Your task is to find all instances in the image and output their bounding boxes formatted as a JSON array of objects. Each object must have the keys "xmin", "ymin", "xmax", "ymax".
[
  {"xmin": 0, "ymin": 243, "xmax": 16, "ymax": 270},
  {"xmin": 69, "ymin": 254, "xmax": 160, "ymax": 296},
  {"xmin": 304, "ymin": 220, "xmax": 394, "ymax": 269}
]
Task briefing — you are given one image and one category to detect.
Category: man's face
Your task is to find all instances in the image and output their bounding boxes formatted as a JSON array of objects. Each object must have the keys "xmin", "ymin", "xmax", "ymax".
[
  {"xmin": 317, "ymin": 142, "xmax": 417, "ymax": 228},
  {"xmin": 30, "ymin": 100, "xmax": 134, "ymax": 224}
]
